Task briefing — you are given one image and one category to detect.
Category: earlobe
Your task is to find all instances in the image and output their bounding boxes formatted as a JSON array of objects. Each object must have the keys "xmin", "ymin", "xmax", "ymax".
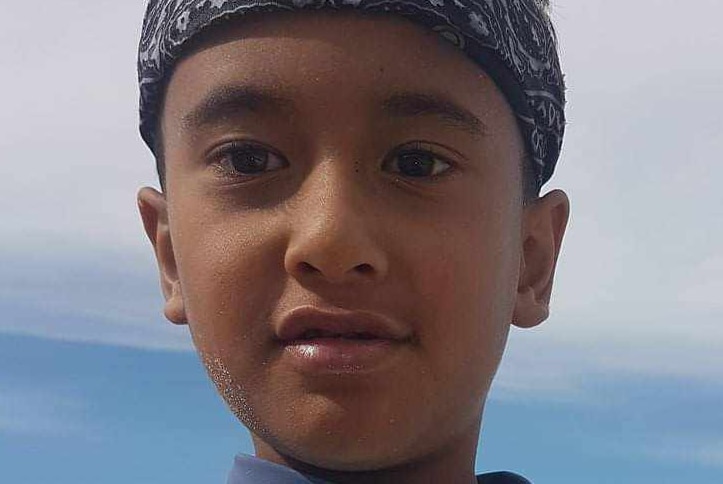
[
  {"xmin": 137, "ymin": 187, "xmax": 188, "ymax": 325},
  {"xmin": 512, "ymin": 189, "xmax": 570, "ymax": 329}
]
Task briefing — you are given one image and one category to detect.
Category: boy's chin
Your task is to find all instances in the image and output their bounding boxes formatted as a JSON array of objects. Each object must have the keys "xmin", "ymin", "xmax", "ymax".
[
  {"xmin": 246, "ymin": 395, "xmax": 481, "ymax": 475},
  {"xmin": 252, "ymin": 432, "xmax": 422, "ymax": 474},
  {"xmin": 249, "ymin": 412, "xmax": 417, "ymax": 471}
]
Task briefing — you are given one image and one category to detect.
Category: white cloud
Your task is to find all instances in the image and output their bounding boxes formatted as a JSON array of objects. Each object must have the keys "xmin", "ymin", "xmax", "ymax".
[
  {"xmin": 0, "ymin": 385, "xmax": 92, "ymax": 438},
  {"xmin": 493, "ymin": 302, "xmax": 723, "ymax": 402},
  {"xmin": 0, "ymin": 0, "xmax": 157, "ymax": 252},
  {"xmin": 0, "ymin": 249, "xmax": 193, "ymax": 352},
  {"xmin": 678, "ymin": 254, "xmax": 723, "ymax": 310},
  {"xmin": 644, "ymin": 439, "xmax": 723, "ymax": 469},
  {"xmin": 694, "ymin": 444, "xmax": 723, "ymax": 469},
  {"xmin": 0, "ymin": 306, "xmax": 195, "ymax": 354}
]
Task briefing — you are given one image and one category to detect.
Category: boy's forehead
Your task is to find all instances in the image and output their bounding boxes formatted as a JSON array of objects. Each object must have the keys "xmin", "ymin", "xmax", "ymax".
[
  {"xmin": 167, "ymin": 13, "xmax": 492, "ymax": 135},
  {"xmin": 138, "ymin": 0, "xmax": 565, "ymax": 189},
  {"xmin": 165, "ymin": 29, "xmax": 500, "ymax": 152}
]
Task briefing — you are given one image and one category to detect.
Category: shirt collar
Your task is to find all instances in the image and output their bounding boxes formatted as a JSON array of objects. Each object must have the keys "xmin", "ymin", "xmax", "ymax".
[{"xmin": 226, "ymin": 454, "xmax": 331, "ymax": 484}]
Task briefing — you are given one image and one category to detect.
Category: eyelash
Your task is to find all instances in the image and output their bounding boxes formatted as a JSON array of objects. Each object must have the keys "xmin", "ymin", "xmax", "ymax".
[
  {"xmin": 385, "ymin": 142, "xmax": 454, "ymax": 180},
  {"xmin": 211, "ymin": 141, "xmax": 287, "ymax": 180},
  {"xmin": 210, "ymin": 141, "xmax": 455, "ymax": 181}
]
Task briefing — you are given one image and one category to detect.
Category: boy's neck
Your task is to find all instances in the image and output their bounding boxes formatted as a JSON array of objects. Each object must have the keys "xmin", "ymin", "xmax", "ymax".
[{"xmin": 253, "ymin": 425, "xmax": 480, "ymax": 484}]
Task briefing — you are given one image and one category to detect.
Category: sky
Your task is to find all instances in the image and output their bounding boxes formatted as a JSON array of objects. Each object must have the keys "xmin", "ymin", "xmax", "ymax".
[{"xmin": 1, "ymin": 1, "xmax": 722, "ymax": 482}]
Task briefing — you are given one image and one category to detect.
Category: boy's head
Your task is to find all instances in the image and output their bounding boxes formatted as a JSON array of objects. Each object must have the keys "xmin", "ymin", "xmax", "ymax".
[{"xmin": 137, "ymin": 1, "xmax": 569, "ymax": 478}]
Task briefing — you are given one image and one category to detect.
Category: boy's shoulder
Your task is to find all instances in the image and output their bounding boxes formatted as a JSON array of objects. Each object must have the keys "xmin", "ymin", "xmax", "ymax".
[{"xmin": 477, "ymin": 471, "xmax": 533, "ymax": 484}]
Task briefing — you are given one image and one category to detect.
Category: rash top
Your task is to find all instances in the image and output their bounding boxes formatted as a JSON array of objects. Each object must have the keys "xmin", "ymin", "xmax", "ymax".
[{"xmin": 226, "ymin": 454, "xmax": 532, "ymax": 483}]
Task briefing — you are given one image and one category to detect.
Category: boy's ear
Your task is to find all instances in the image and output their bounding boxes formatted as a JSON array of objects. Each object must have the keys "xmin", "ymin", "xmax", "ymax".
[
  {"xmin": 137, "ymin": 187, "xmax": 188, "ymax": 325},
  {"xmin": 512, "ymin": 189, "xmax": 570, "ymax": 329}
]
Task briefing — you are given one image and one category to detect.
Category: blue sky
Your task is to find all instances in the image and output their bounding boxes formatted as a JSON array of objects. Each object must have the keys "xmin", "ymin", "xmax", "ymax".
[{"xmin": 2, "ymin": 1, "xmax": 722, "ymax": 482}]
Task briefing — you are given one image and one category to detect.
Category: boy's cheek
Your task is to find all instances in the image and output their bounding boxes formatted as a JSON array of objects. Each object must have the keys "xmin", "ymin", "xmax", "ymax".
[{"xmin": 171, "ymin": 216, "xmax": 285, "ymax": 349}]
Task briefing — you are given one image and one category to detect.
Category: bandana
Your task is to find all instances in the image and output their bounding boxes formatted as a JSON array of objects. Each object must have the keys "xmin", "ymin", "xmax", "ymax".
[{"xmin": 138, "ymin": 0, "xmax": 566, "ymax": 189}]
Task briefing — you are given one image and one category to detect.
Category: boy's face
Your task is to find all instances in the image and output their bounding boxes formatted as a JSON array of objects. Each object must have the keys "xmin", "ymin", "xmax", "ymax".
[{"xmin": 139, "ymin": 11, "xmax": 568, "ymax": 473}]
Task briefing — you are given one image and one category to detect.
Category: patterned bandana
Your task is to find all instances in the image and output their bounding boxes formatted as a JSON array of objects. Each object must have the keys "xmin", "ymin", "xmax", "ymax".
[{"xmin": 138, "ymin": 0, "xmax": 566, "ymax": 189}]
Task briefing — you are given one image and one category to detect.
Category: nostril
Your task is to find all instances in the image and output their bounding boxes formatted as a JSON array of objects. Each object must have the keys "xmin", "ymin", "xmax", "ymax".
[
  {"xmin": 298, "ymin": 262, "xmax": 320, "ymax": 275},
  {"xmin": 355, "ymin": 263, "xmax": 374, "ymax": 275},
  {"xmin": 291, "ymin": 261, "xmax": 379, "ymax": 283}
]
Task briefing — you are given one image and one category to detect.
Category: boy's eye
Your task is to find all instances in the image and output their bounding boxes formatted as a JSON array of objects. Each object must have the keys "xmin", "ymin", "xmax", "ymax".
[
  {"xmin": 384, "ymin": 149, "xmax": 452, "ymax": 178},
  {"xmin": 214, "ymin": 143, "xmax": 287, "ymax": 177}
]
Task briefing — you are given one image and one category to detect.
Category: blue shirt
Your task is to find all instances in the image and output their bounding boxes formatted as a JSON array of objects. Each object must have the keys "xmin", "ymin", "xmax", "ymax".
[{"xmin": 227, "ymin": 454, "xmax": 531, "ymax": 483}]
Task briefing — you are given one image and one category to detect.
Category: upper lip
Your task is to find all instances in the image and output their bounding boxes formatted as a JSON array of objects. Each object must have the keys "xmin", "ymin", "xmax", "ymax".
[{"xmin": 276, "ymin": 306, "xmax": 411, "ymax": 342}]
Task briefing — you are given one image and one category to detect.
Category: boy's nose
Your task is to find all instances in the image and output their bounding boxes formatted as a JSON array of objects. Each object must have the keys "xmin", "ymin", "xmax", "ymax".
[{"xmin": 283, "ymin": 168, "xmax": 389, "ymax": 286}]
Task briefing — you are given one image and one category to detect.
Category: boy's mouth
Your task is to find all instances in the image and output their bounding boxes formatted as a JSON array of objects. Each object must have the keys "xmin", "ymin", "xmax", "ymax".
[
  {"xmin": 295, "ymin": 329, "xmax": 382, "ymax": 341},
  {"xmin": 276, "ymin": 305, "xmax": 410, "ymax": 342},
  {"xmin": 275, "ymin": 306, "xmax": 411, "ymax": 374}
]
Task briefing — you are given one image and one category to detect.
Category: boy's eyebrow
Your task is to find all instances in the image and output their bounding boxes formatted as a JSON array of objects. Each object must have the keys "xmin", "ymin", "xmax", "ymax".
[
  {"xmin": 381, "ymin": 92, "xmax": 487, "ymax": 138},
  {"xmin": 182, "ymin": 85, "xmax": 486, "ymax": 137},
  {"xmin": 181, "ymin": 85, "xmax": 295, "ymax": 131}
]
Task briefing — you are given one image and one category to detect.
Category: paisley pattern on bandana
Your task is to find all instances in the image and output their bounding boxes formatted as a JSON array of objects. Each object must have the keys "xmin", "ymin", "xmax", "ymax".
[{"xmin": 138, "ymin": 0, "xmax": 565, "ymax": 189}]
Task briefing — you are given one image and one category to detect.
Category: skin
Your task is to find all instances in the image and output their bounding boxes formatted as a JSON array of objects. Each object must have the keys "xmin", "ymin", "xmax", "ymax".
[{"xmin": 138, "ymin": 11, "xmax": 569, "ymax": 484}]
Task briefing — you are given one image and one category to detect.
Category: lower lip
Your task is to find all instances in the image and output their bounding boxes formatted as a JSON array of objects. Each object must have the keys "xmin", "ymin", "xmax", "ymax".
[{"xmin": 282, "ymin": 338, "xmax": 400, "ymax": 374}]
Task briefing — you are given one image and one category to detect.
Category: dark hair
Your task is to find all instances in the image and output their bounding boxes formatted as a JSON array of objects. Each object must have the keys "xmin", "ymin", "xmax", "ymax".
[{"xmin": 153, "ymin": 124, "xmax": 166, "ymax": 191}]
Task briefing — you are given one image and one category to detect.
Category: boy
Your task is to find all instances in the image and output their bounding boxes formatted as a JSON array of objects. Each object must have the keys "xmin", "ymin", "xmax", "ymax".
[{"xmin": 136, "ymin": 1, "xmax": 569, "ymax": 482}]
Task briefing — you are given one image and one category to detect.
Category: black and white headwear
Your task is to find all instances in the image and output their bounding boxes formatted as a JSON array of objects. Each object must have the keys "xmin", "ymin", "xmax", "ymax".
[{"xmin": 138, "ymin": 0, "xmax": 566, "ymax": 190}]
